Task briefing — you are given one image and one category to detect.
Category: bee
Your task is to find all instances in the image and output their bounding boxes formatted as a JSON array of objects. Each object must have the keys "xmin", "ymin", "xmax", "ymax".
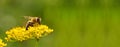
[{"xmin": 24, "ymin": 16, "xmax": 41, "ymax": 30}]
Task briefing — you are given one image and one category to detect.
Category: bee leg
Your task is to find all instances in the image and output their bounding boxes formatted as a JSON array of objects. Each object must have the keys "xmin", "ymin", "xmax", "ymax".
[
  {"xmin": 26, "ymin": 22, "xmax": 34, "ymax": 30},
  {"xmin": 38, "ymin": 20, "xmax": 41, "ymax": 24}
]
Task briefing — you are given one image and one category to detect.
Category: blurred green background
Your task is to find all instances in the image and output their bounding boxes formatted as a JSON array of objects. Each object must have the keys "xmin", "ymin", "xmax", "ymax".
[{"xmin": 0, "ymin": 0, "xmax": 120, "ymax": 47}]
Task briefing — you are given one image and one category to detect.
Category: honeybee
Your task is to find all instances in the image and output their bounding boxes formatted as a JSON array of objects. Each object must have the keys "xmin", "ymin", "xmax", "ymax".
[{"xmin": 24, "ymin": 16, "xmax": 41, "ymax": 30}]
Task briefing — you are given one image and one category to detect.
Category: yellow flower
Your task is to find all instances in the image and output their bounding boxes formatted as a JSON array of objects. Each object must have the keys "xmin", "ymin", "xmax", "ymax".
[
  {"xmin": 28, "ymin": 25, "xmax": 53, "ymax": 39},
  {"xmin": 5, "ymin": 27, "xmax": 32, "ymax": 42},
  {"xmin": 0, "ymin": 39, "xmax": 7, "ymax": 47},
  {"xmin": 5, "ymin": 24, "xmax": 53, "ymax": 42}
]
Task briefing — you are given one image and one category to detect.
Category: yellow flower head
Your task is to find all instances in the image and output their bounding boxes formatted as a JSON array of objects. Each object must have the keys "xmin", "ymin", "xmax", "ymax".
[
  {"xmin": 5, "ymin": 27, "xmax": 31, "ymax": 42},
  {"xmin": 0, "ymin": 39, "xmax": 7, "ymax": 47},
  {"xmin": 5, "ymin": 24, "xmax": 53, "ymax": 42},
  {"xmin": 28, "ymin": 25, "xmax": 53, "ymax": 39}
]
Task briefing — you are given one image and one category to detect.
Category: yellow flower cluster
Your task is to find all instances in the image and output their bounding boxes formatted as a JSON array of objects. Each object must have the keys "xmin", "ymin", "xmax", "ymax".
[
  {"xmin": 28, "ymin": 25, "xmax": 53, "ymax": 39},
  {"xmin": 5, "ymin": 24, "xmax": 53, "ymax": 42},
  {"xmin": 0, "ymin": 39, "xmax": 7, "ymax": 47},
  {"xmin": 5, "ymin": 27, "xmax": 31, "ymax": 42}
]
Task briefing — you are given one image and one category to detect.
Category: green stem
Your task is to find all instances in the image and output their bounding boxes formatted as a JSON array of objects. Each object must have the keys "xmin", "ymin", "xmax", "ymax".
[
  {"xmin": 19, "ymin": 42, "xmax": 23, "ymax": 47},
  {"xmin": 35, "ymin": 39, "xmax": 39, "ymax": 47}
]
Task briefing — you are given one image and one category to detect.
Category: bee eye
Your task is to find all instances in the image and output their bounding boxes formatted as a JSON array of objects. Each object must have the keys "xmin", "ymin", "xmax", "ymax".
[{"xmin": 37, "ymin": 18, "xmax": 40, "ymax": 21}]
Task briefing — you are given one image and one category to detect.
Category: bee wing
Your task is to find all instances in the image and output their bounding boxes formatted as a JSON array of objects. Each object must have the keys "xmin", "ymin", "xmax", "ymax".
[{"xmin": 24, "ymin": 16, "xmax": 31, "ymax": 19}]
